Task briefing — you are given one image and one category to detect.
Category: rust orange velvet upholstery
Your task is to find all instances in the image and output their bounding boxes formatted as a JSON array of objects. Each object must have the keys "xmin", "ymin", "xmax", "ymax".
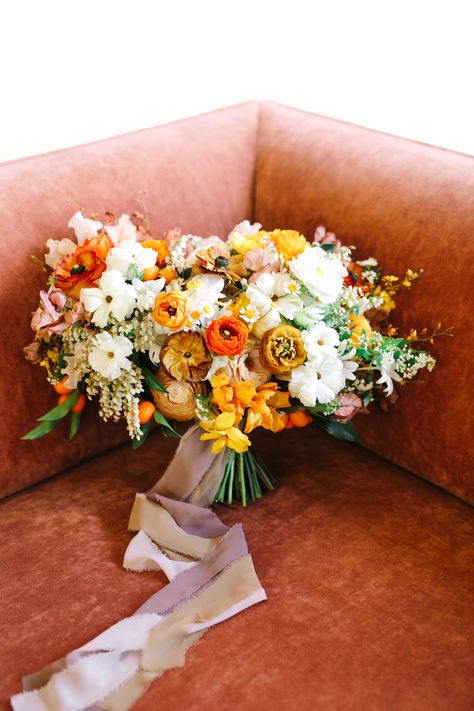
[
  {"xmin": 0, "ymin": 102, "xmax": 259, "ymax": 498},
  {"xmin": 255, "ymin": 103, "xmax": 474, "ymax": 504},
  {"xmin": 1, "ymin": 428, "xmax": 473, "ymax": 711}
]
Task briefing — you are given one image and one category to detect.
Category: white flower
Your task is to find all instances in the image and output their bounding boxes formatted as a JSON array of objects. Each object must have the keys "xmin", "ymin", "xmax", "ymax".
[
  {"xmin": 289, "ymin": 246, "xmax": 347, "ymax": 303},
  {"xmin": 106, "ymin": 240, "xmax": 157, "ymax": 278},
  {"xmin": 245, "ymin": 272, "xmax": 302, "ymax": 337},
  {"xmin": 132, "ymin": 277, "xmax": 165, "ymax": 312},
  {"xmin": 68, "ymin": 211, "xmax": 102, "ymax": 245},
  {"xmin": 227, "ymin": 220, "xmax": 262, "ymax": 239},
  {"xmin": 80, "ymin": 270, "xmax": 137, "ymax": 327},
  {"xmin": 376, "ymin": 352, "xmax": 402, "ymax": 396},
  {"xmin": 302, "ymin": 322, "xmax": 340, "ymax": 357},
  {"xmin": 44, "ymin": 237, "xmax": 77, "ymax": 269},
  {"xmin": 105, "ymin": 214, "xmax": 137, "ymax": 246},
  {"xmin": 185, "ymin": 274, "xmax": 225, "ymax": 326},
  {"xmin": 339, "ymin": 347, "xmax": 359, "ymax": 382},
  {"xmin": 289, "ymin": 350, "xmax": 345, "ymax": 406},
  {"xmin": 88, "ymin": 333, "xmax": 133, "ymax": 380}
]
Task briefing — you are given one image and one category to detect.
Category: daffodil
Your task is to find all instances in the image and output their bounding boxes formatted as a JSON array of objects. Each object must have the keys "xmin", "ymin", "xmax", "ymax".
[
  {"xmin": 244, "ymin": 383, "xmax": 290, "ymax": 434},
  {"xmin": 200, "ymin": 412, "xmax": 250, "ymax": 453}
]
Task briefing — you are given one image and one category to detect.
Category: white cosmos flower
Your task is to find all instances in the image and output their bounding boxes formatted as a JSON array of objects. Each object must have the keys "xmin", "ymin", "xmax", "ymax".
[
  {"xmin": 106, "ymin": 240, "xmax": 157, "ymax": 278},
  {"xmin": 132, "ymin": 277, "xmax": 165, "ymax": 313},
  {"xmin": 289, "ymin": 350, "xmax": 345, "ymax": 406},
  {"xmin": 80, "ymin": 270, "xmax": 137, "ymax": 327},
  {"xmin": 289, "ymin": 246, "xmax": 347, "ymax": 303},
  {"xmin": 68, "ymin": 211, "xmax": 102, "ymax": 245},
  {"xmin": 185, "ymin": 274, "xmax": 225, "ymax": 326},
  {"xmin": 245, "ymin": 272, "xmax": 303, "ymax": 337},
  {"xmin": 302, "ymin": 322, "xmax": 340, "ymax": 356},
  {"xmin": 44, "ymin": 237, "xmax": 78, "ymax": 269},
  {"xmin": 88, "ymin": 333, "xmax": 133, "ymax": 380},
  {"xmin": 105, "ymin": 214, "xmax": 137, "ymax": 246},
  {"xmin": 376, "ymin": 352, "xmax": 402, "ymax": 396}
]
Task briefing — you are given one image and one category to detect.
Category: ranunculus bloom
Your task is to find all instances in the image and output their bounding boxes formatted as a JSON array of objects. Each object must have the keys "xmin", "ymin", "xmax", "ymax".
[
  {"xmin": 82, "ymin": 233, "xmax": 114, "ymax": 260},
  {"xmin": 153, "ymin": 291, "xmax": 188, "ymax": 330},
  {"xmin": 268, "ymin": 229, "xmax": 309, "ymax": 262},
  {"xmin": 259, "ymin": 324, "xmax": 306, "ymax": 375},
  {"xmin": 334, "ymin": 393, "xmax": 364, "ymax": 423},
  {"xmin": 205, "ymin": 316, "xmax": 248, "ymax": 356},
  {"xmin": 160, "ymin": 332, "xmax": 212, "ymax": 382},
  {"xmin": 54, "ymin": 245, "xmax": 106, "ymax": 299}
]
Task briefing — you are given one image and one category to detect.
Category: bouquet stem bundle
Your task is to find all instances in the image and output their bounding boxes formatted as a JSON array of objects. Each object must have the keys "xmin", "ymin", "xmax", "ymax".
[{"xmin": 215, "ymin": 449, "xmax": 275, "ymax": 506}]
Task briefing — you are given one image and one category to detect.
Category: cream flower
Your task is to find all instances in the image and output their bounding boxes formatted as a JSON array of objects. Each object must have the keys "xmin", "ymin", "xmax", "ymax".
[
  {"xmin": 245, "ymin": 272, "xmax": 303, "ymax": 338},
  {"xmin": 302, "ymin": 322, "xmax": 340, "ymax": 357},
  {"xmin": 68, "ymin": 211, "xmax": 102, "ymax": 245},
  {"xmin": 132, "ymin": 277, "xmax": 166, "ymax": 313},
  {"xmin": 44, "ymin": 237, "xmax": 77, "ymax": 269},
  {"xmin": 289, "ymin": 350, "xmax": 345, "ymax": 406},
  {"xmin": 339, "ymin": 348, "xmax": 359, "ymax": 382},
  {"xmin": 106, "ymin": 240, "xmax": 157, "ymax": 279},
  {"xmin": 88, "ymin": 332, "xmax": 133, "ymax": 380},
  {"xmin": 289, "ymin": 246, "xmax": 347, "ymax": 303},
  {"xmin": 80, "ymin": 270, "xmax": 137, "ymax": 327},
  {"xmin": 105, "ymin": 214, "xmax": 138, "ymax": 246},
  {"xmin": 185, "ymin": 274, "xmax": 225, "ymax": 326},
  {"xmin": 227, "ymin": 220, "xmax": 262, "ymax": 240}
]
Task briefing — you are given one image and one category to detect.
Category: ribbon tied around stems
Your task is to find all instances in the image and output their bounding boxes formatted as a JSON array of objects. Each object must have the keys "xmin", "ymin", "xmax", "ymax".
[{"xmin": 11, "ymin": 425, "xmax": 266, "ymax": 711}]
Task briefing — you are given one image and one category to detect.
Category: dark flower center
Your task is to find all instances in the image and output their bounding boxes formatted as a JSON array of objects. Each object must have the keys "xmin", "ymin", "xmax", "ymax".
[
  {"xmin": 167, "ymin": 306, "xmax": 177, "ymax": 316},
  {"xmin": 221, "ymin": 328, "xmax": 234, "ymax": 340},
  {"xmin": 215, "ymin": 256, "xmax": 230, "ymax": 269},
  {"xmin": 183, "ymin": 351, "xmax": 192, "ymax": 358},
  {"xmin": 71, "ymin": 264, "xmax": 86, "ymax": 275},
  {"xmin": 106, "ymin": 295, "xmax": 113, "ymax": 303}
]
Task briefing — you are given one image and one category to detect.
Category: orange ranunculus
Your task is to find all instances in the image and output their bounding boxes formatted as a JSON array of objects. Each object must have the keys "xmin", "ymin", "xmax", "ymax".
[
  {"xmin": 211, "ymin": 372, "xmax": 256, "ymax": 423},
  {"xmin": 153, "ymin": 291, "xmax": 188, "ymax": 329},
  {"xmin": 205, "ymin": 316, "xmax": 248, "ymax": 356},
  {"xmin": 54, "ymin": 245, "xmax": 106, "ymax": 299},
  {"xmin": 244, "ymin": 382, "xmax": 291, "ymax": 434},
  {"xmin": 141, "ymin": 239, "xmax": 170, "ymax": 268},
  {"xmin": 83, "ymin": 233, "xmax": 113, "ymax": 260},
  {"xmin": 268, "ymin": 229, "xmax": 309, "ymax": 262}
]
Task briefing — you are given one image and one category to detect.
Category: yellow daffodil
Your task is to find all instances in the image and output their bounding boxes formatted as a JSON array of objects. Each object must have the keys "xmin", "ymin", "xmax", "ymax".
[
  {"xmin": 244, "ymin": 382, "xmax": 291, "ymax": 434},
  {"xmin": 200, "ymin": 412, "xmax": 250, "ymax": 453},
  {"xmin": 211, "ymin": 372, "xmax": 256, "ymax": 422}
]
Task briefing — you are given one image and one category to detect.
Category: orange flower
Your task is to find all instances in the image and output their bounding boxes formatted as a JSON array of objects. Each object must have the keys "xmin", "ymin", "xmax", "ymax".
[
  {"xmin": 153, "ymin": 291, "xmax": 188, "ymax": 329},
  {"xmin": 141, "ymin": 239, "xmax": 170, "ymax": 268},
  {"xmin": 82, "ymin": 233, "xmax": 113, "ymax": 260},
  {"xmin": 205, "ymin": 316, "xmax": 248, "ymax": 356},
  {"xmin": 244, "ymin": 382, "xmax": 291, "ymax": 434},
  {"xmin": 54, "ymin": 245, "xmax": 106, "ymax": 299},
  {"xmin": 211, "ymin": 372, "xmax": 256, "ymax": 423},
  {"xmin": 349, "ymin": 314, "xmax": 373, "ymax": 346},
  {"xmin": 268, "ymin": 229, "xmax": 309, "ymax": 262}
]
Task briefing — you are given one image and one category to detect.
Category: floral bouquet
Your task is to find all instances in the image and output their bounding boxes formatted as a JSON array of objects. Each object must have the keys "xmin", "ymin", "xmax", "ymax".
[{"xmin": 24, "ymin": 211, "xmax": 439, "ymax": 505}]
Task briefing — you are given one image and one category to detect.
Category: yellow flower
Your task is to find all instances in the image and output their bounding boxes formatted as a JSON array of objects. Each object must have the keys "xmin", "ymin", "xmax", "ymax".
[
  {"xmin": 349, "ymin": 314, "xmax": 373, "ymax": 345},
  {"xmin": 244, "ymin": 382, "xmax": 291, "ymax": 434},
  {"xmin": 160, "ymin": 332, "xmax": 212, "ymax": 382},
  {"xmin": 268, "ymin": 229, "xmax": 309, "ymax": 262},
  {"xmin": 260, "ymin": 324, "xmax": 307, "ymax": 374},
  {"xmin": 200, "ymin": 411, "xmax": 250, "ymax": 453},
  {"xmin": 211, "ymin": 372, "xmax": 256, "ymax": 423},
  {"xmin": 231, "ymin": 231, "xmax": 267, "ymax": 255}
]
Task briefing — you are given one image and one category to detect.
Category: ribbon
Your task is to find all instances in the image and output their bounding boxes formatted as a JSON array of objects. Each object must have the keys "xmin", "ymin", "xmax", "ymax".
[{"xmin": 11, "ymin": 425, "xmax": 266, "ymax": 711}]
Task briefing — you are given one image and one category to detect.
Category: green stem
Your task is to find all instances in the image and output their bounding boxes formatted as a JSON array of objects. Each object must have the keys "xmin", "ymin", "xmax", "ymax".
[{"xmin": 238, "ymin": 453, "xmax": 247, "ymax": 507}]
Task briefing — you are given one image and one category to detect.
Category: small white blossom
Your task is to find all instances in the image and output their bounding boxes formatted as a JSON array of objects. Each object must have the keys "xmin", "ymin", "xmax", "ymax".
[
  {"xmin": 81, "ymin": 270, "xmax": 137, "ymax": 327},
  {"xmin": 302, "ymin": 322, "xmax": 340, "ymax": 356},
  {"xmin": 376, "ymin": 352, "xmax": 403, "ymax": 395},
  {"xmin": 68, "ymin": 211, "xmax": 102, "ymax": 245},
  {"xmin": 289, "ymin": 350, "xmax": 345, "ymax": 406},
  {"xmin": 88, "ymin": 332, "xmax": 133, "ymax": 380},
  {"xmin": 106, "ymin": 240, "xmax": 157, "ymax": 279}
]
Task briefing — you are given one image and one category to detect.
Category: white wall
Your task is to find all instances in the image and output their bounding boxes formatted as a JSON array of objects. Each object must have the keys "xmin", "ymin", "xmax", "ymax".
[{"xmin": 1, "ymin": 0, "xmax": 472, "ymax": 163}]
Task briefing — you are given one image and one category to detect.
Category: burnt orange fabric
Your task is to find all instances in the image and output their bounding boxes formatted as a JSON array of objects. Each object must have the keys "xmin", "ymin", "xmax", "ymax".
[
  {"xmin": 255, "ymin": 102, "xmax": 474, "ymax": 504},
  {"xmin": 0, "ymin": 102, "xmax": 259, "ymax": 498},
  {"xmin": 1, "ymin": 428, "xmax": 473, "ymax": 711}
]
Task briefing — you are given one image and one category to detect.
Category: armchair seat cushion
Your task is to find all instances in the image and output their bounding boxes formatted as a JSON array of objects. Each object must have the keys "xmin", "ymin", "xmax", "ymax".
[{"xmin": 2, "ymin": 428, "xmax": 473, "ymax": 711}]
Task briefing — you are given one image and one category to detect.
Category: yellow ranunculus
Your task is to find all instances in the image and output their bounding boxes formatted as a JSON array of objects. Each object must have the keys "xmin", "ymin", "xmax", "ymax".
[
  {"xmin": 200, "ymin": 411, "xmax": 250, "ymax": 453},
  {"xmin": 268, "ymin": 229, "xmax": 308, "ymax": 262},
  {"xmin": 231, "ymin": 231, "xmax": 267, "ymax": 255},
  {"xmin": 259, "ymin": 324, "xmax": 307, "ymax": 375}
]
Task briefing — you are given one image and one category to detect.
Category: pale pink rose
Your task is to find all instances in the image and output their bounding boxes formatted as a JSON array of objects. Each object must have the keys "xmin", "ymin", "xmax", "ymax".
[
  {"xmin": 334, "ymin": 393, "xmax": 364, "ymax": 423},
  {"xmin": 313, "ymin": 225, "xmax": 342, "ymax": 248},
  {"xmin": 233, "ymin": 348, "xmax": 269, "ymax": 387}
]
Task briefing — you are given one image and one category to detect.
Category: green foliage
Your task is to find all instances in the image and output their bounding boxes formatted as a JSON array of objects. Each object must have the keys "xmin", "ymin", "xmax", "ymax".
[
  {"xmin": 142, "ymin": 366, "xmax": 167, "ymax": 393},
  {"xmin": 38, "ymin": 390, "xmax": 79, "ymax": 422},
  {"xmin": 154, "ymin": 410, "xmax": 180, "ymax": 438}
]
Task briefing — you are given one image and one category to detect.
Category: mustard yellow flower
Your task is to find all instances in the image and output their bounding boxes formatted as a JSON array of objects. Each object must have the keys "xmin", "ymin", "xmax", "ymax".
[
  {"xmin": 231, "ymin": 231, "xmax": 267, "ymax": 255},
  {"xmin": 200, "ymin": 412, "xmax": 250, "ymax": 453}
]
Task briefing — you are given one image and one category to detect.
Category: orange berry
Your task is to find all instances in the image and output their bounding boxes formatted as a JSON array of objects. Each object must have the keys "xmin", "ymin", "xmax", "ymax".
[
  {"xmin": 289, "ymin": 410, "xmax": 313, "ymax": 428},
  {"xmin": 285, "ymin": 420, "xmax": 295, "ymax": 429},
  {"xmin": 54, "ymin": 376, "xmax": 73, "ymax": 395},
  {"xmin": 138, "ymin": 400, "xmax": 156, "ymax": 424},
  {"xmin": 142, "ymin": 265, "xmax": 160, "ymax": 281},
  {"xmin": 58, "ymin": 392, "xmax": 87, "ymax": 413},
  {"xmin": 279, "ymin": 413, "xmax": 290, "ymax": 428},
  {"xmin": 160, "ymin": 266, "xmax": 177, "ymax": 284}
]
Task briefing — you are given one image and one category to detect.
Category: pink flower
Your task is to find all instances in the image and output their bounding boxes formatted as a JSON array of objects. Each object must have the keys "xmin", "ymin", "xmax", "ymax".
[
  {"xmin": 313, "ymin": 225, "xmax": 342, "ymax": 248},
  {"xmin": 244, "ymin": 248, "xmax": 279, "ymax": 283},
  {"xmin": 31, "ymin": 289, "xmax": 84, "ymax": 335},
  {"xmin": 334, "ymin": 393, "xmax": 365, "ymax": 423}
]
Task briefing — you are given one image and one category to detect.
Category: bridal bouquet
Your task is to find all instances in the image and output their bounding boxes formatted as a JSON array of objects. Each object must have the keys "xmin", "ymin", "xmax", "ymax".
[{"xmin": 24, "ymin": 211, "xmax": 438, "ymax": 505}]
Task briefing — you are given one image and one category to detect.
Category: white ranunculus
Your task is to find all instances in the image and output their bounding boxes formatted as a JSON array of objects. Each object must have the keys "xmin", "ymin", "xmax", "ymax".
[
  {"xmin": 106, "ymin": 240, "xmax": 157, "ymax": 279},
  {"xmin": 80, "ymin": 270, "xmax": 137, "ymax": 327},
  {"xmin": 289, "ymin": 246, "xmax": 347, "ymax": 304},
  {"xmin": 68, "ymin": 211, "xmax": 102, "ymax": 245},
  {"xmin": 105, "ymin": 214, "xmax": 137, "ymax": 246},
  {"xmin": 252, "ymin": 308, "xmax": 281, "ymax": 339},
  {"xmin": 227, "ymin": 220, "xmax": 262, "ymax": 240},
  {"xmin": 289, "ymin": 350, "xmax": 345, "ymax": 406},
  {"xmin": 302, "ymin": 322, "xmax": 340, "ymax": 357},
  {"xmin": 376, "ymin": 352, "xmax": 402, "ymax": 396},
  {"xmin": 132, "ymin": 277, "xmax": 165, "ymax": 313},
  {"xmin": 44, "ymin": 237, "xmax": 78, "ymax": 269},
  {"xmin": 88, "ymin": 332, "xmax": 133, "ymax": 380}
]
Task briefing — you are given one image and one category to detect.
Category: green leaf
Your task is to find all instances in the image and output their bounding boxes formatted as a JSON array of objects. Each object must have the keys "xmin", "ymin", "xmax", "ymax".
[
  {"xmin": 154, "ymin": 410, "xmax": 180, "ymax": 438},
  {"xmin": 142, "ymin": 366, "xmax": 167, "ymax": 393},
  {"xmin": 320, "ymin": 243, "xmax": 336, "ymax": 252},
  {"xmin": 69, "ymin": 412, "xmax": 82, "ymax": 440},
  {"xmin": 22, "ymin": 419, "xmax": 61, "ymax": 440},
  {"xmin": 132, "ymin": 421, "xmax": 152, "ymax": 448},
  {"xmin": 38, "ymin": 390, "xmax": 79, "ymax": 422},
  {"xmin": 314, "ymin": 416, "xmax": 360, "ymax": 443},
  {"xmin": 180, "ymin": 267, "xmax": 192, "ymax": 280}
]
